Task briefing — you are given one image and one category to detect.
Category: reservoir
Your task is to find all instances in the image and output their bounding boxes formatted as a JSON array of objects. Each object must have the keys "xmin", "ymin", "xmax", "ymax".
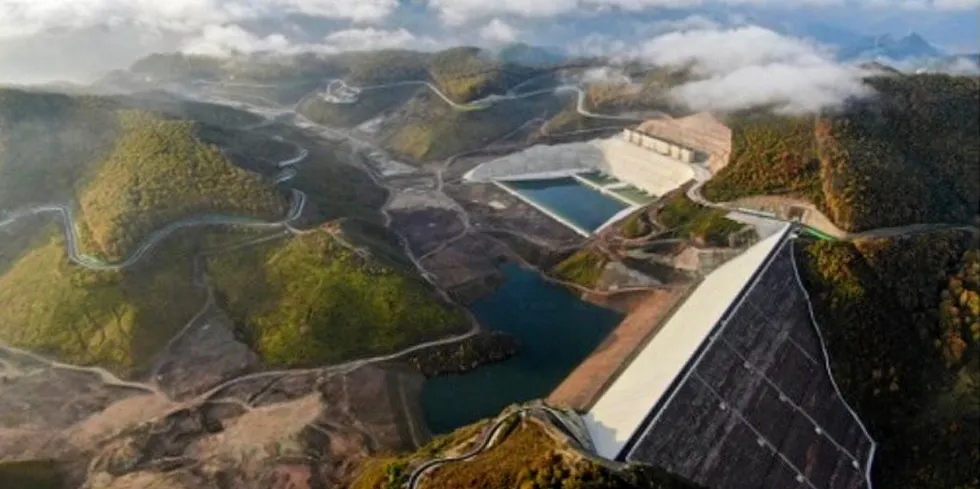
[
  {"xmin": 502, "ymin": 177, "xmax": 628, "ymax": 233},
  {"xmin": 420, "ymin": 264, "xmax": 622, "ymax": 433}
]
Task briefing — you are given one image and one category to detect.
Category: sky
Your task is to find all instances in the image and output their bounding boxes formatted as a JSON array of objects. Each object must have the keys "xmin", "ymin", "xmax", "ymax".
[{"xmin": 0, "ymin": 0, "xmax": 976, "ymax": 112}]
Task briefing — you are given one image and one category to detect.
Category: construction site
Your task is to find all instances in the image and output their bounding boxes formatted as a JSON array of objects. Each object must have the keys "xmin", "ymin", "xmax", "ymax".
[{"xmin": 462, "ymin": 112, "xmax": 730, "ymax": 236}]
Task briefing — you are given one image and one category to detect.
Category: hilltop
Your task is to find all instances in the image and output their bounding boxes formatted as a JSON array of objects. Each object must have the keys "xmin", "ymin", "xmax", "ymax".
[
  {"xmin": 353, "ymin": 405, "xmax": 702, "ymax": 489},
  {"xmin": 208, "ymin": 227, "xmax": 467, "ymax": 368},
  {"xmin": 704, "ymin": 73, "xmax": 980, "ymax": 232}
]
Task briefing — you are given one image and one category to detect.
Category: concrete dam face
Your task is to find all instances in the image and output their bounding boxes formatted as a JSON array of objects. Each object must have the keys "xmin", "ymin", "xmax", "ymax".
[{"xmin": 617, "ymin": 236, "xmax": 875, "ymax": 489}]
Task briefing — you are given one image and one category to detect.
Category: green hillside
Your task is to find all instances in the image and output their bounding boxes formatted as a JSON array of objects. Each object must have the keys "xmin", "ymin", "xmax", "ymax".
[
  {"xmin": 353, "ymin": 414, "xmax": 701, "ymax": 489},
  {"xmin": 0, "ymin": 89, "xmax": 119, "ymax": 209},
  {"xmin": 705, "ymin": 74, "xmax": 980, "ymax": 232},
  {"xmin": 0, "ymin": 460, "xmax": 65, "ymax": 489},
  {"xmin": 0, "ymin": 227, "xmax": 204, "ymax": 373},
  {"xmin": 208, "ymin": 230, "xmax": 467, "ymax": 368},
  {"xmin": 383, "ymin": 91, "xmax": 564, "ymax": 162},
  {"xmin": 799, "ymin": 230, "xmax": 979, "ymax": 489},
  {"xmin": 74, "ymin": 110, "xmax": 288, "ymax": 260}
]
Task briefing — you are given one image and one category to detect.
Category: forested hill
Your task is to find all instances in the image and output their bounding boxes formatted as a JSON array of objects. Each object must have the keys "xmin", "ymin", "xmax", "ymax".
[
  {"xmin": 125, "ymin": 47, "xmax": 554, "ymax": 105},
  {"xmin": 800, "ymin": 230, "xmax": 979, "ymax": 488},
  {"xmin": 0, "ymin": 88, "xmax": 291, "ymax": 259},
  {"xmin": 704, "ymin": 73, "xmax": 980, "ymax": 232}
]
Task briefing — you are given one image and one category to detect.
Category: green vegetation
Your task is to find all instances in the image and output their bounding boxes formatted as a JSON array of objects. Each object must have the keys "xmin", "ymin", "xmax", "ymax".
[
  {"xmin": 703, "ymin": 115, "xmax": 823, "ymax": 206},
  {"xmin": 0, "ymin": 226, "xmax": 211, "ymax": 375},
  {"xmin": 0, "ymin": 88, "xmax": 119, "ymax": 209},
  {"xmin": 383, "ymin": 92, "xmax": 564, "ymax": 162},
  {"xmin": 208, "ymin": 230, "xmax": 467, "ymax": 368},
  {"xmin": 656, "ymin": 194, "xmax": 744, "ymax": 247},
  {"xmin": 706, "ymin": 74, "xmax": 979, "ymax": 232},
  {"xmin": 427, "ymin": 47, "xmax": 538, "ymax": 104},
  {"xmin": 75, "ymin": 110, "xmax": 287, "ymax": 260},
  {"xmin": 799, "ymin": 230, "xmax": 980, "ymax": 489},
  {"xmin": 300, "ymin": 84, "xmax": 419, "ymax": 127},
  {"xmin": 0, "ymin": 460, "xmax": 64, "ymax": 489},
  {"xmin": 620, "ymin": 211, "xmax": 654, "ymax": 239},
  {"xmin": 352, "ymin": 415, "xmax": 699, "ymax": 489},
  {"xmin": 552, "ymin": 248, "xmax": 609, "ymax": 288},
  {"xmin": 422, "ymin": 420, "xmax": 700, "ymax": 489}
]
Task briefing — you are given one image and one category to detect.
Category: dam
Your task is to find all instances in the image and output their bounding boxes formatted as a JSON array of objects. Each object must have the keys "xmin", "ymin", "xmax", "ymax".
[{"xmin": 464, "ymin": 119, "xmax": 706, "ymax": 236}]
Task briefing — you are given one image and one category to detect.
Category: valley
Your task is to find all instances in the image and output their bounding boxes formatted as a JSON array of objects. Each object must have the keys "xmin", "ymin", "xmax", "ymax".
[{"xmin": 0, "ymin": 47, "xmax": 977, "ymax": 489}]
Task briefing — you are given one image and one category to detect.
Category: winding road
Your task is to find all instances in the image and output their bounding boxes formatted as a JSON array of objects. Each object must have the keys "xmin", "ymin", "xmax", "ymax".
[
  {"xmin": 1, "ymin": 71, "xmax": 975, "ymax": 484},
  {"xmin": 322, "ymin": 78, "xmax": 650, "ymax": 121}
]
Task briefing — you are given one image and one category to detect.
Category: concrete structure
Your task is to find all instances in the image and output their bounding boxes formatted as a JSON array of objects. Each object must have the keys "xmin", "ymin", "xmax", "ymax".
[
  {"xmin": 582, "ymin": 224, "xmax": 876, "ymax": 489},
  {"xmin": 635, "ymin": 112, "xmax": 733, "ymax": 174},
  {"xmin": 465, "ymin": 137, "xmax": 695, "ymax": 201},
  {"xmin": 621, "ymin": 127, "xmax": 695, "ymax": 163}
]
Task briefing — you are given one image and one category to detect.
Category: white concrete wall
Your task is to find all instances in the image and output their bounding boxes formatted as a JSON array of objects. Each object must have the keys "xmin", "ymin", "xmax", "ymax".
[
  {"xmin": 464, "ymin": 136, "xmax": 695, "ymax": 202},
  {"xmin": 595, "ymin": 138, "xmax": 695, "ymax": 197}
]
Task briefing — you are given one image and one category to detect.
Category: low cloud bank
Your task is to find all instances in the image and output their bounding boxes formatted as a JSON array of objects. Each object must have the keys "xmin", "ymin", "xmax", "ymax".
[
  {"xmin": 180, "ymin": 26, "xmax": 441, "ymax": 57},
  {"xmin": 633, "ymin": 26, "xmax": 873, "ymax": 113}
]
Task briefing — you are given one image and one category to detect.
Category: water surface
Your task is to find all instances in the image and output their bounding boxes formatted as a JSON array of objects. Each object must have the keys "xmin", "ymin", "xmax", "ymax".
[
  {"xmin": 505, "ymin": 177, "xmax": 627, "ymax": 232},
  {"xmin": 421, "ymin": 264, "xmax": 622, "ymax": 433}
]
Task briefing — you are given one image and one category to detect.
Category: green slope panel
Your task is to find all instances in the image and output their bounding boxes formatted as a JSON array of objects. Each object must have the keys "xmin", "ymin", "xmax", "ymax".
[
  {"xmin": 75, "ymin": 110, "xmax": 288, "ymax": 260},
  {"xmin": 208, "ymin": 230, "xmax": 467, "ymax": 368}
]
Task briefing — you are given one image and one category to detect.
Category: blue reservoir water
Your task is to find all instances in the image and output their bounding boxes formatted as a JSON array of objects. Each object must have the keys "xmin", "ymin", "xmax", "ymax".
[
  {"xmin": 420, "ymin": 264, "xmax": 623, "ymax": 433},
  {"xmin": 504, "ymin": 177, "xmax": 627, "ymax": 233}
]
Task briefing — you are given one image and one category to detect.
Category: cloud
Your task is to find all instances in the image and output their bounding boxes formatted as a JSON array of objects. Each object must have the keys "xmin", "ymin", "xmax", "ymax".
[
  {"xmin": 180, "ymin": 26, "xmax": 443, "ymax": 56},
  {"xmin": 633, "ymin": 26, "xmax": 872, "ymax": 113},
  {"xmin": 429, "ymin": 0, "xmax": 578, "ymax": 25},
  {"xmin": 579, "ymin": 67, "xmax": 633, "ymax": 84},
  {"xmin": 0, "ymin": 0, "xmax": 398, "ymax": 41},
  {"xmin": 930, "ymin": 0, "xmax": 980, "ymax": 9},
  {"xmin": 426, "ymin": 0, "xmax": 855, "ymax": 24},
  {"xmin": 479, "ymin": 19, "xmax": 521, "ymax": 44}
]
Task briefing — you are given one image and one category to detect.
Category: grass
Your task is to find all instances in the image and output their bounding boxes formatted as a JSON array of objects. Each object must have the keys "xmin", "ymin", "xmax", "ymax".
[
  {"xmin": 0, "ymin": 460, "xmax": 64, "ymax": 489},
  {"xmin": 620, "ymin": 211, "xmax": 653, "ymax": 239},
  {"xmin": 383, "ymin": 89, "xmax": 565, "ymax": 162},
  {"xmin": 422, "ymin": 419, "xmax": 700, "ymax": 489},
  {"xmin": 75, "ymin": 110, "xmax": 288, "ymax": 261},
  {"xmin": 207, "ymin": 230, "xmax": 467, "ymax": 368},
  {"xmin": 551, "ymin": 248, "xmax": 609, "ymax": 289},
  {"xmin": 0, "ymin": 226, "xmax": 218, "ymax": 376},
  {"xmin": 656, "ymin": 194, "xmax": 744, "ymax": 247}
]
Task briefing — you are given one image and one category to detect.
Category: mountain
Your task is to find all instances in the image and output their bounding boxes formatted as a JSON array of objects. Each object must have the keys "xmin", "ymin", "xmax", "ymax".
[
  {"xmin": 496, "ymin": 43, "xmax": 567, "ymax": 66},
  {"xmin": 705, "ymin": 73, "xmax": 979, "ymax": 232},
  {"xmin": 837, "ymin": 32, "xmax": 945, "ymax": 62}
]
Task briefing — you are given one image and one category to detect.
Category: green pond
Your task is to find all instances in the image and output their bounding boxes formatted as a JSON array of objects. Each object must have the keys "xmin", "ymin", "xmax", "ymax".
[{"xmin": 420, "ymin": 264, "xmax": 623, "ymax": 433}]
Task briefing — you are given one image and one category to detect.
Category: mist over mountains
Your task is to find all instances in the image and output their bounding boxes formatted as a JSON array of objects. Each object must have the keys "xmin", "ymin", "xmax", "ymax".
[{"xmin": 1, "ymin": 0, "xmax": 977, "ymax": 85}]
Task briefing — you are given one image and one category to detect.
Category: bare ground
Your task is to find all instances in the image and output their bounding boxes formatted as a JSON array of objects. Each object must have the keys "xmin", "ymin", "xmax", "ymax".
[{"xmin": 547, "ymin": 285, "xmax": 694, "ymax": 411}]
